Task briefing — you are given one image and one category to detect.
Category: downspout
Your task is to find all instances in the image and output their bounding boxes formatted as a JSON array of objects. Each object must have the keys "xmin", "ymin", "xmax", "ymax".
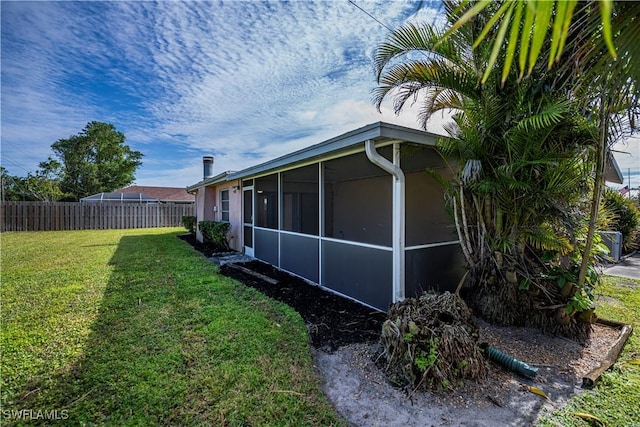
[{"xmin": 365, "ymin": 140, "xmax": 405, "ymax": 303}]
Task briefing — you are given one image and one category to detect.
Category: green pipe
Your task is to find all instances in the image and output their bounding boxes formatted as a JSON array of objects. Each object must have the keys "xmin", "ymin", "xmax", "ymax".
[{"xmin": 480, "ymin": 343, "xmax": 538, "ymax": 378}]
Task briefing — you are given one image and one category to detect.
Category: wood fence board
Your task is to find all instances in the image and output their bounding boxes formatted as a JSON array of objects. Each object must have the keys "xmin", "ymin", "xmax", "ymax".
[{"xmin": 0, "ymin": 201, "xmax": 194, "ymax": 232}]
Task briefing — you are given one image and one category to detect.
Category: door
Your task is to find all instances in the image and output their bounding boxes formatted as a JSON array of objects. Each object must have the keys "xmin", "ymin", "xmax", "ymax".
[{"xmin": 243, "ymin": 186, "xmax": 254, "ymax": 256}]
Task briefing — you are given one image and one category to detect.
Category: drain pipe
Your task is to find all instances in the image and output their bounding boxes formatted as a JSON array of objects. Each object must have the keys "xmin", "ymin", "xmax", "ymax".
[{"xmin": 365, "ymin": 140, "xmax": 405, "ymax": 303}]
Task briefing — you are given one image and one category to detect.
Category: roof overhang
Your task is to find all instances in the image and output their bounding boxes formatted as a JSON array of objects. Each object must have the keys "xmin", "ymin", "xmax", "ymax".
[
  {"xmin": 604, "ymin": 150, "xmax": 624, "ymax": 184},
  {"xmin": 186, "ymin": 171, "xmax": 230, "ymax": 193},
  {"xmin": 186, "ymin": 120, "xmax": 625, "ymax": 188},
  {"xmin": 228, "ymin": 122, "xmax": 440, "ymax": 180}
]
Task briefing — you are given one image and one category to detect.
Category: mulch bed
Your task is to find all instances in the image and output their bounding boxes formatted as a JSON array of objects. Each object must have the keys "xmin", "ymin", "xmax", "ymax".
[
  {"xmin": 178, "ymin": 233, "xmax": 627, "ymax": 385},
  {"xmin": 178, "ymin": 234, "xmax": 386, "ymax": 351}
]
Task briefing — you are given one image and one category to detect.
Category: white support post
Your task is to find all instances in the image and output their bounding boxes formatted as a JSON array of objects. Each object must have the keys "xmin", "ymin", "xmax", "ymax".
[{"xmin": 365, "ymin": 140, "xmax": 406, "ymax": 303}]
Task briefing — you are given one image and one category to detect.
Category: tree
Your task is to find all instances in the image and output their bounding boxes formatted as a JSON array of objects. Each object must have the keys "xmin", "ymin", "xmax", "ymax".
[
  {"xmin": 373, "ymin": 2, "xmax": 598, "ymax": 338},
  {"xmin": 0, "ymin": 167, "xmax": 63, "ymax": 202},
  {"xmin": 602, "ymin": 188, "xmax": 640, "ymax": 253},
  {"xmin": 440, "ymin": 0, "xmax": 639, "ymax": 290},
  {"xmin": 50, "ymin": 121, "xmax": 143, "ymax": 200}
]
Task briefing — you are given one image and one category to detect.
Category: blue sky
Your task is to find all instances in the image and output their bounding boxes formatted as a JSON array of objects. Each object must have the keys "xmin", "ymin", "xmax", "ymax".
[{"xmin": 1, "ymin": 1, "xmax": 638, "ymax": 192}]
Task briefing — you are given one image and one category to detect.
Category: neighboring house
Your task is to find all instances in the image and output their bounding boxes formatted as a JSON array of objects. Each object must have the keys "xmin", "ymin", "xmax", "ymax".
[
  {"xmin": 118, "ymin": 186, "xmax": 195, "ymax": 204},
  {"xmin": 80, "ymin": 192, "xmax": 160, "ymax": 203},
  {"xmin": 82, "ymin": 186, "xmax": 195, "ymax": 204},
  {"xmin": 187, "ymin": 122, "xmax": 464, "ymax": 310}
]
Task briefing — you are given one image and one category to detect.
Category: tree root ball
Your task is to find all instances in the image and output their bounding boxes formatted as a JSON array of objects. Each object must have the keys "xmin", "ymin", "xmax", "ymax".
[{"xmin": 380, "ymin": 292, "xmax": 488, "ymax": 391}]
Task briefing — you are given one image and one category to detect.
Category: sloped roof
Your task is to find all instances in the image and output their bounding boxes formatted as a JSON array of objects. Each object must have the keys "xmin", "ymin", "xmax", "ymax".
[
  {"xmin": 118, "ymin": 186, "xmax": 195, "ymax": 202},
  {"xmin": 228, "ymin": 122, "xmax": 438, "ymax": 180},
  {"xmin": 186, "ymin": 171, "xmax": 232, "ymax": 193},
  {"xmin": 186, "ymin": 121, "xmax": 625, "ymax": 188}
]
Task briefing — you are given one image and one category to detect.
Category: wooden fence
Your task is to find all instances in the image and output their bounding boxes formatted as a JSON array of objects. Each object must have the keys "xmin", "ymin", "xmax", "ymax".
[{"xmin": 1, "ymin": 201, "xmax": 195, "ymax": 232}]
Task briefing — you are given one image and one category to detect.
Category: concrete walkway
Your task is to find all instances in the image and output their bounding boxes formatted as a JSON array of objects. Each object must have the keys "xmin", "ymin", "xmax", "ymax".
[{"xmin": 603, "ymin": 253, "xmax": 640, "ymax": 280}]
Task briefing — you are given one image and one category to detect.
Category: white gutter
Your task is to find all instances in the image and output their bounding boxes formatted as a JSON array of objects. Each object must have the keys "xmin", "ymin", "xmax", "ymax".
[{"xmin": 364, "ymin": 140, "xmax": 406, "ymax": 303}]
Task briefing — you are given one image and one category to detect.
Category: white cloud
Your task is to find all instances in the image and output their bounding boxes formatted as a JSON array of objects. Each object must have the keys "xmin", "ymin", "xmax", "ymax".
[
  {"xmin": 7, "ymin": 0, "xmax": 634, "ymax": 195},
  {"xmin": 4, "ymin": 1, "xmax": 446, "ymax": 187}
]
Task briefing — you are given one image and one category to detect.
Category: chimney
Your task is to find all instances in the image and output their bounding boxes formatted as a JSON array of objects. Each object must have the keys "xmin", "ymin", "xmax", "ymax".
[{"xmin": 203, "ymin": 156, "xmax": 214, "ymax": 179}]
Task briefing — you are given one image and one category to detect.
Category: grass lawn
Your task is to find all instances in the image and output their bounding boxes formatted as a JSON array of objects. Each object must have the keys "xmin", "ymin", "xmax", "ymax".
[
  {"xmin": 538, "ymin": 275, "xmax": 640, "ymax": 426},
  {"xmin": 1, "ymin": 228, "xmax": 341, "ymax": 426}
]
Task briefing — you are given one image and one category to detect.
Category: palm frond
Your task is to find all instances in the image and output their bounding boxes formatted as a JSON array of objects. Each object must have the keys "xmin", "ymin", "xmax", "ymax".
[
  {"xmin": 515, "ymin": 98, "xmax": 571, "ymax": 133},
  {"xmin": 439, "ymin": 0, "xmax": 618, "ymax": 84},
  {"xmin": 522, "ymin": 223, "xmax": 574, "ymax": 255}
]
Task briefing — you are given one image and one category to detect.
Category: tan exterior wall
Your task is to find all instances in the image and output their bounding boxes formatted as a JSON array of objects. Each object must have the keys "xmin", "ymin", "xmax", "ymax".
[
  {"xmin": 214, "ymin": 180, "xmax": 242, "ymax": 251},
  {"xmin": 193, "ymin": 179, "xmax": 242, "ymax": 252}
]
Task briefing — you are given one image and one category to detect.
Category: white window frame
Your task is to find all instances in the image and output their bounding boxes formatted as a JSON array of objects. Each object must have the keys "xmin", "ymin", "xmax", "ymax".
[{"xmin": 220, "ymin": 188, "xmax": 230, "ymax": 222}]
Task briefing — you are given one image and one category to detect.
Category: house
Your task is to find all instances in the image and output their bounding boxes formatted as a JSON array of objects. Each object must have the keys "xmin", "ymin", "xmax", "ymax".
[
  {"xmin": 81, "ymin": 186, "xmax": 195, "ymax": 204},
  {"xmin": 187, "ymin": 122, "xmax": 627, "ymax": 311},
  {"xmin": 118, "ymin": 186, "xmax": 195, "ymax": 204},
  {"xmin": 187, "ymin": 122, "xmax": 464, "ymax": 311},
  {"xmin": 80, "ymin": 192, "xmax": 160, "ymax": 203}
]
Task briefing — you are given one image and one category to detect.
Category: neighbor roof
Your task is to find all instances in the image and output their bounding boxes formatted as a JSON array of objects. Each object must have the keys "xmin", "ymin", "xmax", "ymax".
[
  {"xmin": 118, "ymin": 185, "xmax": 195, "ymax": 202},
  {"xmin": 80, "ymin": 192, "xmax": 159, "ymax": 203}
]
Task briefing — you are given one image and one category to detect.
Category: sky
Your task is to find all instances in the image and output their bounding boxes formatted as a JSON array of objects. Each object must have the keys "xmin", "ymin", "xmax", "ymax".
[{"xmin": 1, "ymin": 0, "xmax": 638, "ymax": 194}]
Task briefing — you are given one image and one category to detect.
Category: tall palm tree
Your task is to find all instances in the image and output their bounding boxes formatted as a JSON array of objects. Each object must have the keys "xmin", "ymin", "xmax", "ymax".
[
  {"xmin": 374, "ymin": 2, "xmax": 599, "ymax": 338},
  {"xmin": 440, "ymin": 0, "xmax": 639, "ymax": 288}
]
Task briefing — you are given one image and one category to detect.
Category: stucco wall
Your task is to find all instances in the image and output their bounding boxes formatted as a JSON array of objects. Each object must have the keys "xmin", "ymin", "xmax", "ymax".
[
  {"xmin": 215, "ymin": 180, "xmax": 242, "ymax": 251},
  {"xmin": 194, "ymin": 179, "xmax": 242, "ymax": 252}
]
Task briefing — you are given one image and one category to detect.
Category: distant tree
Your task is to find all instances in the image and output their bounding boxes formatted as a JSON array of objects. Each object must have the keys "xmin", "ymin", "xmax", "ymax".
[
  {"xmin": 0, "ymin": 167, "xmax": 63, "ymax": 202},
  {"xmin": 1, "ymin": 167, "xmax": 23, "ymax": 201},
  {"xmin": 603, "ymin": 188, "xmax": 640, "ymax": 253},
  {"xmin": 49, "ymin": 121, "xmax": 143, "ymax": 200}
]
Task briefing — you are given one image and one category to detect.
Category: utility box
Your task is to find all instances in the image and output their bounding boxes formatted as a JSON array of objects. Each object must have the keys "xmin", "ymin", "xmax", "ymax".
[{"xmin": 599, "ymin": 231, "xmax": 623, "ymax": 262}]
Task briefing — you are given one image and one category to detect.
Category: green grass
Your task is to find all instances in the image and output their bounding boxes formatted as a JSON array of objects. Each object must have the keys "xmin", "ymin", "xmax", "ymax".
[
  {"xmin": 1, "ymin": 228, "xmax": 342, "ymax": 426},
  {"xmin": 537, "ymin": 275, "xmax": 640, "ymax": 427}
]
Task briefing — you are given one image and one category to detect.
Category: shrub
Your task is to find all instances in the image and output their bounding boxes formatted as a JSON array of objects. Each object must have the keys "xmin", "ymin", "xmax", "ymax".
[
  {"xmin": 182, "ymin": 216, "xmax": 197, "ymax": 234},
  {"xmin": 603, "ymin": 188, "xmax": 640, "ymax": 253},
  {"xmin": 198, "ymin": 221, "xmax": 231, "ymax": 251}
]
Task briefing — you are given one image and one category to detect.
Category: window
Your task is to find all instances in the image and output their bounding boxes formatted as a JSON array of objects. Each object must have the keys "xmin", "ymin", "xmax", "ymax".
[
  {"xmin": 255, "ymin": 174, "xmax": 278, "ymax": 229},
  {"xmin": 220, "ymin": 189, "xmax": 230, "ymax": 222},
  {"xmin": 282, "ymin": 164, "xmax": 319, "ymax": 235}
]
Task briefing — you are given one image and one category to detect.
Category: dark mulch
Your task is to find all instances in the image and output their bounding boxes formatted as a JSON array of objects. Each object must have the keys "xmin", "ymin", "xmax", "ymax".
[
  {"xmin": 178, "ymin": 233, "xmax": 386, "ymax": 351},
  {"xmin": 178, "ymin": 233, "xmax": 228, "ymax": 257}
]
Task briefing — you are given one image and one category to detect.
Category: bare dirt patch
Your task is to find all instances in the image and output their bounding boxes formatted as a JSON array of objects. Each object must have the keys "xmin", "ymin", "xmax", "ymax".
[
  {"xmin": 179, "ymin": 235, "xmax": 624, "ymax": 426},
  {"xmin": 315, "ymin": 322, "xmax": 620, "ymax": 426}
]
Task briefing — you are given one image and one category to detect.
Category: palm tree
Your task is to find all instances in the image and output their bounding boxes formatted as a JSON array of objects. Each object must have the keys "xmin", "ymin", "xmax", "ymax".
[
  {"xmin": 373, "ymin": 2, "xmax": 599, "ymax": 338},
  {"xmin": 441, "ymin": 0, "xmax": 639, "ymax": 289}
]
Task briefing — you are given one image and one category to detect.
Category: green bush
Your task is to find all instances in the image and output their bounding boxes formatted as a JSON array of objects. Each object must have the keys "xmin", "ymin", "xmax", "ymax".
[
  {"xmin": 603, "ymin": 188, "xmax": 640, "ymax": 253},
  {"xmin": 198, "ymin": 221, "xmax": 231, "ymax": 251},
  {"xmin": 182, "ymin": 216, "xmax": 197, "ymax": 234}
]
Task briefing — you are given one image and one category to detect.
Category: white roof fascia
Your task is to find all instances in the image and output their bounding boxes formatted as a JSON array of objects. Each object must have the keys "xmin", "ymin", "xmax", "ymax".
[
  {"xmin": 186, "ymin": 171, "xmax": 231, "ymax": 192},
  {"xmin": 228, "ymin": 122, "xmax": 440, "ymax": 180}
]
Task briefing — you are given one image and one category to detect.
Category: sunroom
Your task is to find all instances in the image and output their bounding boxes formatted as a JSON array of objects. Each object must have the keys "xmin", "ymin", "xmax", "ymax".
[{"xmin": 222, "ymin": 122, "xmax": 464, "ymax": 310}]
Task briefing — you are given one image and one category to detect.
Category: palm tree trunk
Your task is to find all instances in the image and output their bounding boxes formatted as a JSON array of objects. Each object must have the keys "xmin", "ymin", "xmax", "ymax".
[{"xmin": 578, "ymin": 96, "xmax": 609, "ymax": 287}]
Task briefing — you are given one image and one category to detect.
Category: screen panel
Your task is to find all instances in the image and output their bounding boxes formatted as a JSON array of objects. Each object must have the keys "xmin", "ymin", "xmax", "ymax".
[
  {"xmin": 405, "ymin": 244, "xmax": 465, "ymax": 297},
  {"xmin": 280, "ymin": 233, "xmax": 319, "ymax": 282},
  {"xmin": 254, "ymin": 228, "xmax": 279, "ymax": 266},
  {"xmin": 321, "ymin": 240, "xmax": 392, "ymax": 310}
]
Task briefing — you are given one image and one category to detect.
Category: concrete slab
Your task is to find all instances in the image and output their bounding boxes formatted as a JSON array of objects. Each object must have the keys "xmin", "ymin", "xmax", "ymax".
[
  {"xmin": 603, "ymin": 253, "xmax": 640, "ymax": 280},
  {"xmin": 208, "ymin": 252, "xmax": 254, "ymax": 266}
]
